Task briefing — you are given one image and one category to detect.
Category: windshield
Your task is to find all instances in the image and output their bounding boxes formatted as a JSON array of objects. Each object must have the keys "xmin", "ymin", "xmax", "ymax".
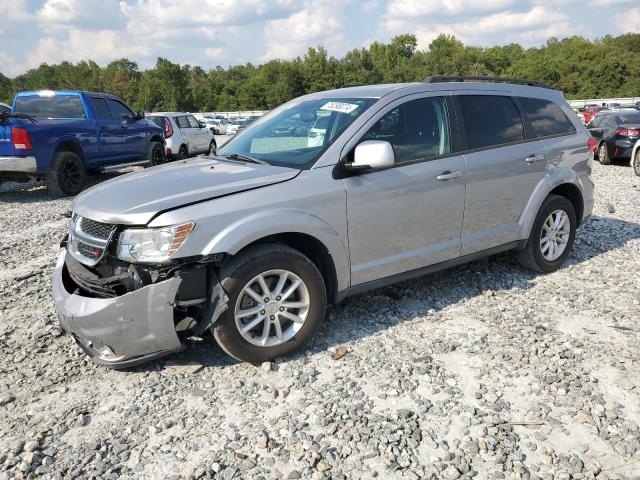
[
  {"xmin": 218, "ymin": 97, "xmax": 376, "ymax": 169},
  {"xmin": 14, "ymin": 94, "xmax": 85, "ymax": 119}
]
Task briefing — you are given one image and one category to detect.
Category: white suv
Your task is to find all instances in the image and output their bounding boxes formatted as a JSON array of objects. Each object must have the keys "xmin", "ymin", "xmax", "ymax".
[{"xmin": 148, "ymin": 112, "xmax": 216, "ymax": 160}]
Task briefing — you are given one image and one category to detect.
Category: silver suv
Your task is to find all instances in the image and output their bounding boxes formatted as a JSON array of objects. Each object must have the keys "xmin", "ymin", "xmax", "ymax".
[{"xmin": 53, "ymin": 76, "xmax": 594, "ymax": 367}]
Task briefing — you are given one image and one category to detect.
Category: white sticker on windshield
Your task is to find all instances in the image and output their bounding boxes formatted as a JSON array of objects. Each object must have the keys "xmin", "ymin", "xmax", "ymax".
[{"xmin": 320, "ymin": 102, "xmax": 359, "ymax": 114}]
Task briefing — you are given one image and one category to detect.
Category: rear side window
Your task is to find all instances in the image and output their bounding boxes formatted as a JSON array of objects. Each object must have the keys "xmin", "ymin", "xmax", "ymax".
[
  {"xmin": 615, "ymin": 113, "xmax": 640, "ymax": 124},
  {"xmin": 92, "ymin": 98, "xmax": 112, "ymax": 119},
  {"xmin": 107, "ymin": 99, "xmax": 133, "ymax": 120},
  {"xmin": 459, "ymin": 95, "xmax": 524, "ymax": 150},
  {"xmin": 176, "ymin": 116, "xmax": 190, "ymax": 128},
  {"xmin": 362, "ymin": 96, "xmax": 451, "ymax": 163},
  {"xmin": 520, "ymin": 97, "xmax": 576, "ymax": 137},
  {"xmin": 14, "ymin": 94, "xmax": 85, "ymax": 119}
]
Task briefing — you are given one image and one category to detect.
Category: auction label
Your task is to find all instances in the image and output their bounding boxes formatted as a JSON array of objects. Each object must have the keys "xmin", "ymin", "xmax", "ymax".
[{"xmin": 320, "ymin": 102, "xmax": 359, "ymax": 114}]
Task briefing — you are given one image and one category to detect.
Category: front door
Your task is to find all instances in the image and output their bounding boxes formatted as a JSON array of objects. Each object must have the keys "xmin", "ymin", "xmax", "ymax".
[
  {"xmin": 107, "ymin": 98, "xmax": 147, "ymax": 160},
  {"xmin": 344, "ymin": 95, "xmax": 467, "ymax": 285}
]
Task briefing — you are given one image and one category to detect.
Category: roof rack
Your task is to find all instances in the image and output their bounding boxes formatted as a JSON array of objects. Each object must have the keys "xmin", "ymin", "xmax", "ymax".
[{"xmin": 423, "ymin": 76, "xmax": 551, "ymax": 89}]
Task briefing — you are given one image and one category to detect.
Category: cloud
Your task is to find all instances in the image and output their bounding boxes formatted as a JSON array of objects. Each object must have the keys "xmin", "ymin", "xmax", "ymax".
[
  {"xmin": 37, "ymin": 0, "xmax": 126, "ymax": 29},
  {"xmin": 615, "ymin": 7, "xmax": 640, "ymax": 33},
  {"xmin": 262, "ymin": 1, "xmax": 347, "ymax": 59},
  {"xmin": 385, "ymin": 0, "xmax": 516, "ymax": 19},
  {"xmin": 384, "ymin": 5, "xmax": 571, "ymax": 48}
]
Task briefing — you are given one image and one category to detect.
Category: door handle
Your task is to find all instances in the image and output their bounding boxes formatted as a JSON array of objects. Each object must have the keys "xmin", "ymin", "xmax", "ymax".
[
  {"xmin": 437, "ymin": 170, "xmax": 462, "ymax": 181},
  {"xmin": 121, "ymin": 120, "xmax": 128, "ymax": 128},
  {"xmin": 525, "ymin": 154, "xmax": 545, "ymax": 164}
]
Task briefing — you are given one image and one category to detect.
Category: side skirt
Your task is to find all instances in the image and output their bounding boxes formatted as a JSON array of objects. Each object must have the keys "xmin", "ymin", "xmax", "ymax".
[{"xmin": 335, "ymin": 240, "xmax": 526, "ymax": 303}]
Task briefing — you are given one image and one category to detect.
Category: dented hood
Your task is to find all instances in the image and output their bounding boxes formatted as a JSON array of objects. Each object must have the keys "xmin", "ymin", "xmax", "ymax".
[{"xmin": 72, "ymin": 157, "xmax": 300, "ymax": 225}]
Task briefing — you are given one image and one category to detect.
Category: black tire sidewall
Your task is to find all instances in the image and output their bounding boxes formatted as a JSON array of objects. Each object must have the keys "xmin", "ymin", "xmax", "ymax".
[
  {"xmin": 209, "ymin": 140, "xmax": 216, "ymax": 155},
  {"xmin": 149, "ymin": 142, "xmax": 165, "ymax": 166},
  {"xmin": 178, "ymin": 146, "xmax": 187, "ymax": 160},
  {"xmin": 213, "ymin": 247, "xmax": 326, "ymax": 364},
  {"xmin": 46, "ymin": 151, "xmax": 86, "ymax": 197},
  {"xmin": 529, "ymin": 196, "xmax": 577, "ymax": 273}
]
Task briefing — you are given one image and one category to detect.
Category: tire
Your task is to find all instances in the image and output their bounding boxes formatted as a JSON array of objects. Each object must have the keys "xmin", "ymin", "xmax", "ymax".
[
  {"xmin": 177, "ymin": 145, "xmax": 188, "ymax": 160},
  {"xmin": 517, "ymin": 194, "xmax": 577, "ymax": 273},
  {"xmin": 598, "ymin": 142, "xmax": 611, "ymax": 165},
  {"xmin": 633, "ymin": 149, "xmax": 640, "ymax": 177},
  {"xmin": 212, "ymin": 244, "xmax": 326, "ymax": 364},
  {"xmin": 148, "ymin": 141, "xmax": 166, "ymax": 166},
  {"xmin": 45, "ymin": 151, "xmax": 87, "ymax": 198},
  {"xmin": 208, "ymin": 139, "xmax": 217, "ymax": 156}
]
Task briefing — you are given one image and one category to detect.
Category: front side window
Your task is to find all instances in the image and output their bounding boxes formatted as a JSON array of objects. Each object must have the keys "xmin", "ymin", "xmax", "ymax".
[
  {"xmin": 520, "ymin": 97, "xmax": 576, "ymax": 137},
  {"xmin": 187, "ymin": 116, "xmax": 201, "ymax": 128},
  {"xmin": 107, "ymin": 99, "xmax": 133, "ymax": 120},
  {"xmin": 459, "ymin": 95, "xmax": 524, "ymax": 150},
  {"xmin": 218, "ymin": 97, "xmax": 376, "ymax": 169},
  {"xmin": 361, "ymin": 97, "xmax": 451, "ymax": 163},
  {"xmin": 14, "ymin": 94, "xmax": 85, "ymax": 119}
]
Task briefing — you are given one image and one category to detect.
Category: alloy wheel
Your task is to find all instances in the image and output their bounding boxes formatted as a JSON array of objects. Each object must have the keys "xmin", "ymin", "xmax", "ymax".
[
  {"xmin": 539, "ymin": 209, "xmax": 571, "ymax": 261},
  {"xmin": 234, "ymin": 269, "xmax": 310, "ymax": 347}
]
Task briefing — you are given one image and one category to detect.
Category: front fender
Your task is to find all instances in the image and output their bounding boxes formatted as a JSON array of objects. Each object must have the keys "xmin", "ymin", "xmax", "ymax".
[
  {"xmin": 517, "ymin": 168, "xmax": 588, "ymax": 239},
  {"xmin": 203, "ymin": 208, "xmax": 350, "ymax": 292}
]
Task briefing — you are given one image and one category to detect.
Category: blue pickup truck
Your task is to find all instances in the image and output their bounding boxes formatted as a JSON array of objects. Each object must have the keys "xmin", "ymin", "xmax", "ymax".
[{"xmin": 0, "ymin": 90, "xmax": 165, "ymax": 197}]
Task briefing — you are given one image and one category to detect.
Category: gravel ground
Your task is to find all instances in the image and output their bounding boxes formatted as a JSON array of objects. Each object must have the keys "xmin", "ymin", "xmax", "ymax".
[{"xmin": 1, "ymin": 158, "xmax": 639, "ymax": 480}]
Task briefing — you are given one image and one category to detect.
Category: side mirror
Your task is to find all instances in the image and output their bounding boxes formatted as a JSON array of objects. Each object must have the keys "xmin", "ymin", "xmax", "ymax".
[
  {"xmin": 347, "ymin": 140, "xmax": 395, "ymax": 171},
  {"xmin": 135, "ymin": 111, "xmax": 145, "ymax": 120}
]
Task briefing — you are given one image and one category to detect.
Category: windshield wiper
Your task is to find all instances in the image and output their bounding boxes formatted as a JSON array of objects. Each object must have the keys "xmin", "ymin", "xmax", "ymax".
[
  {"xmin": 0, "ymin": 112, "xmax": 37, "ymax": 124},
  {"xmin": 222, "ymin": 153, "xmax": 268, "ymax": 165}
]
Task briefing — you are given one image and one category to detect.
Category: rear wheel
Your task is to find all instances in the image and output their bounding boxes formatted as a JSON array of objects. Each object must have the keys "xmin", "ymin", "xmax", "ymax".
[
  {"xmin": 177, "ymin": 145, "xmax": 188, "ymax": 160},
  {"xmin": 517, "ymin": 195, "xmax": 577, "ymax": 273},
  {"xmin": 633, "ymin": 149, "xmax": 640, "ymax": 177},
  {"xmin": 598, "ymin": 143, "xmax": 611, "ymax": 165},
  {"xmin": 45, "ymin": 151, "xmax": 87, "ymax": 198},
  {"xmin": 212, "ymin": 244, "xmax": 326, "ymax": 364}
]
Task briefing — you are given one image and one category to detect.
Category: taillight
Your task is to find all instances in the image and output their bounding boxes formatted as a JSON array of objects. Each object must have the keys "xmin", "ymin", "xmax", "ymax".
[
  {"xmin": 587, "ymin": 136, "xmax": 598, "ymax": 153},
  {"xmin": 163, "ymin": 117, "xmax": 173, "ymax": 139},
  {"xmin": 615, "ymin": 129, "xmax": 639, "ymax": 137},
  {"xmin": 11, "ymin": 127, "xmax": 32, "ymax": 150}
]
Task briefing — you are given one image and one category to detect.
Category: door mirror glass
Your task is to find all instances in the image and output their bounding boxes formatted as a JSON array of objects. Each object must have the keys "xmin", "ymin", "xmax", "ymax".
[{"xmin": 349, "ymin": 140, "xmax": 395, "ymax": 171}]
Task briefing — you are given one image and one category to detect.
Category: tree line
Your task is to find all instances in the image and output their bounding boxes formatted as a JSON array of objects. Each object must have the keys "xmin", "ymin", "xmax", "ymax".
[{"xmin": 1, "ymin": 33, "xmax": 639, "ymax": 112}]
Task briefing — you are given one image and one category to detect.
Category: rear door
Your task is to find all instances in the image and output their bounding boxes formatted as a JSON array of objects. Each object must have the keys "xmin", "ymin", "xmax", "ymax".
[
  {"xmin": 455, "ymin": 93, "xmax": 548, "ymax": 255},
  {"xmin": 91, "ymin": 96, "xmax": 122, "ymax": 162},
  {"xmin": 107, "ymin": 98, "xmax": 147, "ymax": 160}
]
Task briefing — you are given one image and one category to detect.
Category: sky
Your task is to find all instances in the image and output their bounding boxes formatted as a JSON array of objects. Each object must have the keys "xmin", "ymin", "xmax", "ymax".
[{"xmin": 1, "ymin": 0, "xmax": 639, "ymax": 77}]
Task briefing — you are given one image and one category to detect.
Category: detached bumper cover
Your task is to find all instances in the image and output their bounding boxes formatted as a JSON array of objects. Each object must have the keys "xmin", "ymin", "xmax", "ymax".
[
  {"xmin": 0, "ymin": 156, "xmax": 37, "ymax": 173},
  {"xmin": 53, "ymin": 251, "xmax": 184, "ymax": 368}
]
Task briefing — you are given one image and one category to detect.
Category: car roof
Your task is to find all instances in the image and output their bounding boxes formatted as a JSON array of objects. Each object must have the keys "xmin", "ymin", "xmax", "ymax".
[{"xmin": 16, "ymin": 90, "xmax": 123, "ymax": 100}]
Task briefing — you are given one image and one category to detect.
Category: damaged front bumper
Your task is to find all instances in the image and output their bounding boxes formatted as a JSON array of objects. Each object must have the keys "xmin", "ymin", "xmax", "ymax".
[{"xmin": 53, "ymin": 250, "xmax": 185, "ymax": 368}]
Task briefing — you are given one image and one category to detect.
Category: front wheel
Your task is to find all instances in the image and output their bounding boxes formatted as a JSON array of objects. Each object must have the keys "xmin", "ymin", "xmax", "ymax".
[
  {"xmin": 598, "ymin": 143, "xmax": 611, "ymax": 165},
  {"xmin": 516, "ymin": 195, "xmax": 577, "ymax": 273},
  {"xmin": 212, "ymin": 244, "xmax": 326, "ymax": 364},
  {"xmin": 633, "ymin": 149, "xmax": 640, "ymax": 177},
  {"xmin": 148, "ymin": 141, "xmax": 166, "ymax": 166},
  {"xmin": 45, "ymin": 151, "xmax": 87, "ymax": 197},
  {"xmin": 208, "ymin": 139, "xmax": 217, "ymax": 156}
]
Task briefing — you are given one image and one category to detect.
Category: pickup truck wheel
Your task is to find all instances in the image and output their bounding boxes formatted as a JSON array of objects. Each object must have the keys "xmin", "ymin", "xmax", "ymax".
[
  {"xmin": 45, "ymin": 151, "xmax": 86, "ymax": 197},
  {"xmin": 598, "ymin": 143, "xmax": 611, "ymax": 165},
  {"xmin": 208, "ymin": 139, "xmax": 217, "ymax": 155},
  {"xmin": 177, "ymin": 145, "xmax": 188, "ymax": 160},
  {"xmin": 149, "ymin": 141, "xmax": 166, "ymax": 166},
  {"xmin": 633, "ymin": 149, "xmax": 640, "ymax": 177},
  {"xmin": 516, "ymin": 195, "xmax": 576, "ymax": 273},
  {"xmin": 212, "ymin": 244, "xmax": 326, "ymax": 364}
]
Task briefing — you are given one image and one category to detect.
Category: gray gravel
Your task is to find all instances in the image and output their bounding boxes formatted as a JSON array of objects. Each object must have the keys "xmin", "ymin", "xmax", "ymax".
[{"xmin": 1, "ymin": 159, "xmax": 640, "ymax": 480}]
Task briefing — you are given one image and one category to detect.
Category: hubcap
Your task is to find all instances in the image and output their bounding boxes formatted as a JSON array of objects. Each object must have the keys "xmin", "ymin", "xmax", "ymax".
[
  {"xmin": 540, "ymin": 209, "xmax": 571, "ymax": 261},
  {"xmin": 62, "ymin": 161, "xmax": 81, "ymax": 189},
  {"xmin": 234, "ymin": 269, "xmax": 310, "ymax": 347}
]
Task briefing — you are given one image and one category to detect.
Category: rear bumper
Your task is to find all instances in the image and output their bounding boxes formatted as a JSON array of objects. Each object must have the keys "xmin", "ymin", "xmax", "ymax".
[
  {"xmin": 53, "ymin": 250, "xmax": 184, "ymax": 368},
  {"xmin": 0, "ymin": 156, "xmax": 37, "ymax": 173}
]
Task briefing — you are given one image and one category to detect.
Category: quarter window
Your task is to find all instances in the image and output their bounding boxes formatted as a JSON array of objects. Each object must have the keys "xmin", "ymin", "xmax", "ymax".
[
  {"xmin": 520, "ymin": 97, "xmax": 576, "ymax": 137},
  {"xmin": 459, "ymin": 95, "xmax": 524, "ymax": 150},
  {"xmin": 362, "ymin": 97, "xmax": 451, "ymax": 163}
]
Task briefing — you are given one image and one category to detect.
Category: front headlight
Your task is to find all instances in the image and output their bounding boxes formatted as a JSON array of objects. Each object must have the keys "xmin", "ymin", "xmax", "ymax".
[{"xmin": 117, "ymin": 222, "xmax": 194, "ymax": 263}]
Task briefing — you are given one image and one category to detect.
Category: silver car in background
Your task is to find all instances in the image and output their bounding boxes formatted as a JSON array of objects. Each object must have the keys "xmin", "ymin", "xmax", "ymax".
[{"xmin": 53, "ymin": 76, "xmax": 594, "ymax": 367}]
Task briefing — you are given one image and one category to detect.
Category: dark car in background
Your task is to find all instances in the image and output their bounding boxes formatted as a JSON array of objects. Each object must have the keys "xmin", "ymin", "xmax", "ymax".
[{"xmin": 588, "ymin": 109, "xmax": 640, "ymax": 164}]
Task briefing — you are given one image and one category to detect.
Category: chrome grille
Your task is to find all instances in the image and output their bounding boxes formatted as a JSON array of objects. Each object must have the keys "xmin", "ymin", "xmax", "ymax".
[{"xmin": 67, "ymin": 214, "xmax": 116, "ymax": 266}]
